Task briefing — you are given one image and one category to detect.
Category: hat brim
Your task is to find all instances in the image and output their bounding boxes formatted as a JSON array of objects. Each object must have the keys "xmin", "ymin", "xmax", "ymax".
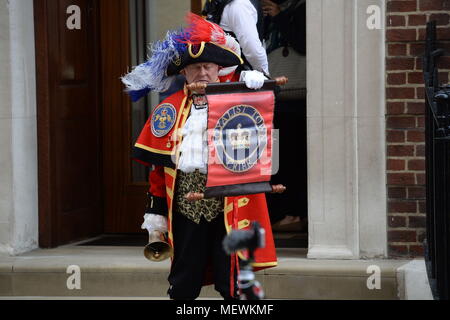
[{"xmin": 167, "ymin": 42, "xmax": 243, "ymax": 76}]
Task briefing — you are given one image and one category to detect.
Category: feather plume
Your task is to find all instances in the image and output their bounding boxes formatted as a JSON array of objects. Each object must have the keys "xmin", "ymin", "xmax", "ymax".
[
  {"xmin": 183, "ymin": 13, "xmax": 226, "ymax": 45},
  {"xmin": 120, "ymin": 12, "xmax": 237, "ymax": 102},
  {"xmin": 121, "ymin": 29, "xmax": 187, "ymax": 97}
]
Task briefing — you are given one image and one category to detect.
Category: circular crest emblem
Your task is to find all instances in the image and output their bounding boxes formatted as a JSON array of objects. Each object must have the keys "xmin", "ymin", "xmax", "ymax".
[
  {"xmin": 151, "ymin": 104, "xmax": 177, "ymax": 138},
  {"xmin": 213, "ymin": 105, "xmax": 267, "ymax": 173}
]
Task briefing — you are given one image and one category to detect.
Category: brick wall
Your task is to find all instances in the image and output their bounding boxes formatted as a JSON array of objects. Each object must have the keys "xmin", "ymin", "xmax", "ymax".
[{"xmin": 386, "ymin": 0, "xmax": 450, "ymax": 257}]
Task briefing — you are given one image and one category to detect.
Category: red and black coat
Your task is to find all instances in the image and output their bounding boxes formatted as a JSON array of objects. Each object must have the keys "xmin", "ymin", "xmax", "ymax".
[{"xmin": 132, "ymin": 86, "xmax": 278, "ymax": 285}]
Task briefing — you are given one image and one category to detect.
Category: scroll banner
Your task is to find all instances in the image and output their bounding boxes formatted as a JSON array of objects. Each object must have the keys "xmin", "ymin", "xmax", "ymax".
[{"xmin": 204, "ymin": 82, "xmax": 276, "ymax": 198}]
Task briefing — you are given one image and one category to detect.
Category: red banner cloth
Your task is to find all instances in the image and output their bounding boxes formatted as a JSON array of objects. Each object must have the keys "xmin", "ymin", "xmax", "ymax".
[{"xmin": 206, "ymin": 90, "xmax": 275, "ymax": 194}]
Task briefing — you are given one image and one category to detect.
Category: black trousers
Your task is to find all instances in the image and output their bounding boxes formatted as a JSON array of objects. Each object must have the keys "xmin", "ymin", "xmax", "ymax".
[{"xmin": 167, "ymin": 211, "xmax": 238, "ymax": 300}]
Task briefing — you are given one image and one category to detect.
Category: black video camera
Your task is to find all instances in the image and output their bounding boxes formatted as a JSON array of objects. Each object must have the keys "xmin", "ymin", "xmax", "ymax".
[
  {"xmin": 222, "ymin": 221, "xmax": 265, "ymax": 257},
  {"xmin": 222, "ymin": 221, "xmax": 266, "ymax": 300}
]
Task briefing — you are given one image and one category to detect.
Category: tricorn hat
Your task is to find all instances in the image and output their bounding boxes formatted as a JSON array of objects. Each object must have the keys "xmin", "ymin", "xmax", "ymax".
[
  {"xmin": 122, "ymin": 13, "xmax": 243, "ymax": 102},
  {"xmin": 166, "ymin": 41, "xmax": 242, "ymax": 76}
]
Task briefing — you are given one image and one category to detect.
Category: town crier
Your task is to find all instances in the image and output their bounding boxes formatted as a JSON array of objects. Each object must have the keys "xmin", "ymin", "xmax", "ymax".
[{"xmin": 121, "ymin": 14, "xmax": 277, "ymax": 300}]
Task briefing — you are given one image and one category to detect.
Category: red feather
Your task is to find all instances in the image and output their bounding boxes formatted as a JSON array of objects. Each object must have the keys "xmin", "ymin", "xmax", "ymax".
[{"xmin": 183, "ymin": 12, "xmax": 226, "ymax": 45}]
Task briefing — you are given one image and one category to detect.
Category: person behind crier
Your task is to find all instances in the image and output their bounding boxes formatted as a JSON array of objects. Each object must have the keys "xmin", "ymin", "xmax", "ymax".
[
  {"xmin": 202, "ymin": 0, "xmax": 269, "ymax": 76},
  {"xmin": 122, "ymin": 15, "xmax": 278, "ymax": 300}
]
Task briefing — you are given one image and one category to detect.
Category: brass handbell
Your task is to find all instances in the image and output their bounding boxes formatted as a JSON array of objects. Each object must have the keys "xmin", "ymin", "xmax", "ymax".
[{"xmin": 144, "ymin": 230, "xmax": 173, "ymax": 262}]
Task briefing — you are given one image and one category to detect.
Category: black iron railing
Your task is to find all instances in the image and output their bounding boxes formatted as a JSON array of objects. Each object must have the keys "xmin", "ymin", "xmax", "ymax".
[{"xmin": 423, "ymin": 20, "xmax": 450, "ymax": 300}]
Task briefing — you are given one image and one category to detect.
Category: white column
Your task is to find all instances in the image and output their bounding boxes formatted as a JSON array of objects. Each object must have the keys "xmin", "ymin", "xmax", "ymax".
[
  {"xmin": 0, "ymin": 0, "xmax": 38, "ymax": 255},
  {"xmin": 0, "ymin": 0, "xmax": 13, "ymax": 253},
  {"xmin": 307, "ymin": 0, "xmax": 387, "ymax": 259}
]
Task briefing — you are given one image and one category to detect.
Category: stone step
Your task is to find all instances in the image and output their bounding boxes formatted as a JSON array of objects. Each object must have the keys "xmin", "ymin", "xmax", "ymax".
[{"xmin": 0, "ymin": 246, "xmax": 410, "ymax": 300}]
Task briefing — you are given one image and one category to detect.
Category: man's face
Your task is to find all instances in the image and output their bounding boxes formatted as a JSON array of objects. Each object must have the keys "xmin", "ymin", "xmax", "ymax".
[{"xmin": 181, "ymin": 62, "xmax": 220, "ymax": 85}]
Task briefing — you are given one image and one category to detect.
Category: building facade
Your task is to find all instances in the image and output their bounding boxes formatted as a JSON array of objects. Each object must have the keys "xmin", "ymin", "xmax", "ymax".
[
  {"xmin": 386, "ymin": 0, "xmax": 450, "ymax": 258},
  {"xmin": 0, "ymin": 0, "xmax": 449, "ymax": 296}
]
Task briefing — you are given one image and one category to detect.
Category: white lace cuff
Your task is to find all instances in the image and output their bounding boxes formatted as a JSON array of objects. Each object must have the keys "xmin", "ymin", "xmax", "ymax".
[{"xmin": 141, "ymin": 214, "xmax": 168, "ymax": 233}]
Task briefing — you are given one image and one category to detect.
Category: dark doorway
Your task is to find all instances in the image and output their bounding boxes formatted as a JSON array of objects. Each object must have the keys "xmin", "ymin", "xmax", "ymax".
[
  {"xmin": 264, "ymin": 0, "xmax": 308, "ymax": 248},
  {"xmin": 267, "ymin": 99, "xmax": 308, "ymax": 248}
]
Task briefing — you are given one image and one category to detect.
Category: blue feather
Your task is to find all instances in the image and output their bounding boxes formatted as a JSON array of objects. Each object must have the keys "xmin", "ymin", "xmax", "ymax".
[
  {"xmin": 121, "ymin": 28, "xmax": 188, "ymax": 99},
  {"xmin": 128, "ymin": 87, "xmax": 151, "ymax": 102}
]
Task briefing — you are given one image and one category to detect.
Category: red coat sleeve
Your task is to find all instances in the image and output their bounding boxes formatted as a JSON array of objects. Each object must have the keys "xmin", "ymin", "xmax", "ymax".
[
  {"xmin": 149, "ymin": 165, "xmax": 166, "ymax": 198},
  {"xmin": 145, "ymin": 165, "xmax": 168, "ymax": 217}
]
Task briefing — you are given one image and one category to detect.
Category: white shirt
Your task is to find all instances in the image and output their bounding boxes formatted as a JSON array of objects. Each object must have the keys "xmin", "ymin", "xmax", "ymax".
[
  {"xmin": 220, "ymin": 0, "xmax": 269, "ymax": 75},
  {"xmin": 177, "ymin": 103, "xmax": 209, "ymax": 174}
]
